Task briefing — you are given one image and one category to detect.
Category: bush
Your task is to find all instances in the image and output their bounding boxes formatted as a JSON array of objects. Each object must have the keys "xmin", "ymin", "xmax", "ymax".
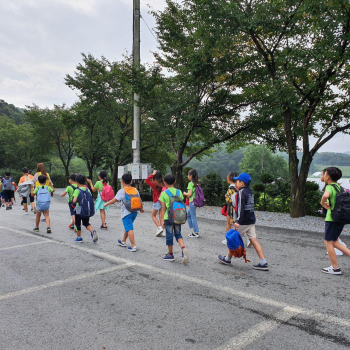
[
  {"xmin": 50, "ymin": 173, "xmax": 69, "ymax": 188},
  {"xmin": 201, "ymin": 172, "xmax": 226, "ymax": 206},
  {"xmin": 305, "ymin": 181, "xmax": 322, "ymax": 216}
]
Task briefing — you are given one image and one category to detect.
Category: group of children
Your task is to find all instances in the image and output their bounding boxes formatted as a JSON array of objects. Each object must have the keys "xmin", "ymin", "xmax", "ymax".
[{"xmin": 2, "ymin": 164, "xmax": 349, "ymax": 274}]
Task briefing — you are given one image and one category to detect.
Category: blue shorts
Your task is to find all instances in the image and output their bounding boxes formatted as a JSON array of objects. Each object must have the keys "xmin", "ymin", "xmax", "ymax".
[
  {"xmin": 68, "ymin": 203, "xmax": 75, "ymax": 216},
  {"xmin": 325, "ymin": 221, "xmax": 344, "ymax": 241},
  {"xmin": 153, "ymin": 201, "xmax": 162, "ymax": 211},
  {"xmin": 122, "ymin": 212, "xmax": 138, "ymax": 232},
  {"xmin": 164, "ymin": 220, "xmax": 183, "ymax": 246}
]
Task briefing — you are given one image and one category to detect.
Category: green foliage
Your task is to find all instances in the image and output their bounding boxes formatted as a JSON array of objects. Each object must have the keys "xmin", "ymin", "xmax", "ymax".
[
  {"xmin": 239, "ymin": 145, "xmax": 289, "ymax": 185},
  {"xmin": 200, "ymin": 172, "xmax": 226, "ymax": 206},
  {"xmin": 0, "ymin": 99, "xmax": 25, "ymax": 124},
  {"xmin": 50, "ymin": 173, "xmax": 69, "ymax": 188}
]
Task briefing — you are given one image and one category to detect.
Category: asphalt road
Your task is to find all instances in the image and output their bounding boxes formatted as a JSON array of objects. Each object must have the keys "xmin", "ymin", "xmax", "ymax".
[{"xmin": 0, "ymin": 191, "xmax": 349, "ymax": 350}]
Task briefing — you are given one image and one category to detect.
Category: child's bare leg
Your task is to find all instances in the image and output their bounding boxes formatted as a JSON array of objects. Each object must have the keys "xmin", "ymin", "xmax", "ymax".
[
  {"xmin": 226, "ymin": 215, "xmax": 231, "ymax": 232},
  {"xmin": 71, "ymin": 215, "xmax": 75, "ymax": 226},
  {"xmin": 100, "ymin": 209, "xmax": 106, "ymax": 226},
  {"xmin": 35, "ymin": 212, "xmax": 41, "ymax": 227},
  {"xmin": 168, "ymin": 245, "xmax": 173, "ymax": 254},
  {"xmin": 324, "ymin": 240, "xmax": 338, "ymax": 267},
  {"xmin": 44, "ymin": 211, "xmax": 50, "ymax": 227},
  {"xmin": 76, "ymin": 230, "xmax": 82, "ymax": 238},
  {"xmin": 178, "ymin": 238, "xmax": 185, "ymax": 248},
  {"xmin": 227, "ymin": 250, "xmax": 233, "ymax": 259},
  {"xmin": 23, "ymin": 203, "xmax": 28, "ymax": 212},
  {"xmin": 333, "ymin": 240, "xmax": 350, "ymax": 257},
  {"xmin": 86, "ymin": 224, "xmax": 93, "ymax": 232},
  {"xmin": 249, "ymin": 238, "xmax": 265, "ymax": 259},
  {"xmin": 122, "ymin": 231, "xmax": 128, "ymax": 243},
  {"xmin": 151, "ymin": 209, "xmax": 161, "ymax": 227},
  {"xmin": 127, "ymin": 230, "xmax": 135, "ymax": 247}
]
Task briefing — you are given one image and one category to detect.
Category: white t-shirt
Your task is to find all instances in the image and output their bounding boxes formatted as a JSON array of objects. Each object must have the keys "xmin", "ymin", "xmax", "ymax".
[{"xmin": 115, "ymin": 188, "xmax": 140, "ymax": 218}]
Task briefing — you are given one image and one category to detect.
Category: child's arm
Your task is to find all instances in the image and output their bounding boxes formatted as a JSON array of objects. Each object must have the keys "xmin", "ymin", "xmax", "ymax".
[
  {"xmin": 60, "ymin": 191, "xmax": 67, "ymax": 197},
  {"xmin": 183, "ymin": 189, "xmax": 192, "ymax": 197},
  {"xmin": 321, "ymin": 191, "xmax": 331, "ymax": 209},
  {"xmin": 73, "ymin": 196, "xmax": 78, "ymax": 204},
  {"xmin": 86, "ymin": 178, "xmax": 97, "ymax": 192},
  {"xmin": 104, "ymin": 198, "xmax": 117, "ymax": 207},
  {"xmin": 160, "ymin": 201, "xmax": 166, "ymax": 229}
]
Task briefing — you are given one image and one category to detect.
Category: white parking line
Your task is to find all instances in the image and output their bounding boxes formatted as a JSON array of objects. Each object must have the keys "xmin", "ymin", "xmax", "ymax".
[
  {"xmin": 0, "ymin": 263, "xmax": 134, "ymax": 302},
  {"xmin": 215, "ymin": 307, "xmax": 301, "ymax": 350},
  {"xmin": 0, "ymin": 241, "xmax": 50, "ymax": 251},
  {"xmin": 2, "ymin": 227, "xmax": 350, "ymax": 330}
]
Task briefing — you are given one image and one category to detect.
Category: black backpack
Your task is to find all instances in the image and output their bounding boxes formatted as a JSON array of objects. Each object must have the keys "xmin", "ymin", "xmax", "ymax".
[{"xmin": 330, "ymin": 184, "xmax": 350, "ymax": 225}]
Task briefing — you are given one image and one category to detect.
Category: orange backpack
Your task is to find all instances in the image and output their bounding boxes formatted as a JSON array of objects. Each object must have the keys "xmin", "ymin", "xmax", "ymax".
[{"xmin": 124, "ymin": 187, "xmax": 142, "ymax": 212}]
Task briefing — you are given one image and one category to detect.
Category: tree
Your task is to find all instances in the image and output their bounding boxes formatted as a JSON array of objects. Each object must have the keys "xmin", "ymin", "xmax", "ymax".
[
  {"xmin": 148, "ymin": 3, "xmax": 258, "ymax": 189},
  {"xmin": 239, "ymin": 145, "xmax": 289, "ymax": 185},
  {"xmin": 172, "ymin": 0, "xmax": 350, "ymax": 216},
  {"xmin": 25, "ymin": 105, "xmax": 76, "ymax": 178}
]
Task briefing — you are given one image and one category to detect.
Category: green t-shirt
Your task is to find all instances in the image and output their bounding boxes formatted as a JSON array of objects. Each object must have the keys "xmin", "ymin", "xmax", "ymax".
[
  {"xmin": 159, "ymin": 188, "xmax": 184, "ymax": 221},
  {"xmin": 73, "ymin": 186, "xmax": 91, "ymax": 199},
  {"xmin": 65, "ymin": 184, "xmax": 78, "ymax": 203},
  {"xmin": 325, "ymin": 183, "xmax": 341, "ymax": 222},
  {"xmin": 187, "ymin": 182, "xmax": 196, "ymax": 202},
  {"xmin": 33, "ymin": 186, "xmax": 53, "ymax": 195},
  {"xmin": 94, "ymin": 181, "xmax": 103, "ymax": 191}
]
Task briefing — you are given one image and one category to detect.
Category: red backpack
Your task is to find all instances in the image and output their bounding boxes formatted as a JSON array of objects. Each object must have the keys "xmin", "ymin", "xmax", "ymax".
[{"xmin": 99, "ymin": 183, "xmax": 115, "ymax": 202}]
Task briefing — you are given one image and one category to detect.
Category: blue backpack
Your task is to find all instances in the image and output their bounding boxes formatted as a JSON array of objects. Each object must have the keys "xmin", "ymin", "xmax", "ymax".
[
  {"xmin": 2, "ymin": 177, "xmax": 13, "ymax": 191},
  {"xmin": 76, "ymin": 188, "xmax": 95, "ymax": 218},
  {"xmin": 166, "ymin": 189, "xmax": 187, "ymax": 225},
  {"xmin": 36, "ymin": 186, "xmax": 51, "ymax": 211},
  {"xmin": 225, "ymin": 229, "xmax": 250, "ymax": 263}
]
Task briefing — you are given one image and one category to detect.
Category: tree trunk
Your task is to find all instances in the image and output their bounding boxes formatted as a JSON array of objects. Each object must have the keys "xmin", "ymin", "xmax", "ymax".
[
  {"xmin": 64, "ymin": 164, "xmax": 69, "ymax": 180},
  {"xmin": 289, "ymin": 154, "xmax": 312, "ymax": 218},
  {"xmin": 171, "ymin": 164, "xmax": 184, "ymax": 191}
]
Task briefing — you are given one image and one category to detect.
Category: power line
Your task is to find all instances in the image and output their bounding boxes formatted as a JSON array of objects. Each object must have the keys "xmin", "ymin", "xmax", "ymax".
[{"xmin": 140, "ymin": 14, "xmax": 159, "ymax": 43}]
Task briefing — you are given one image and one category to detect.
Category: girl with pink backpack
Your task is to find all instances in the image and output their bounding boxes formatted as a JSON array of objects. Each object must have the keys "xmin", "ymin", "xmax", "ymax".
[{"xmin": 87, "ymin": 170, "xmax": 115, "ymax": 229}]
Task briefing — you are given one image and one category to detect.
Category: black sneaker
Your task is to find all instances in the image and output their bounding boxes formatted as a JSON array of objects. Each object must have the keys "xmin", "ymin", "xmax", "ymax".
[
  {"xmin": 253, "ymin": 263, "xmax": 269, "ymax": 271},
  {"xmin": 33, "ymin": 227, "xmax": 39, "ymax": 232},
  {"xmin": 6, "ymin": 207, "xmax": 10, "ymax": 210},
  {"xmin": 47, "ymin": 227, "xmax": 51, "ymax": 234}
]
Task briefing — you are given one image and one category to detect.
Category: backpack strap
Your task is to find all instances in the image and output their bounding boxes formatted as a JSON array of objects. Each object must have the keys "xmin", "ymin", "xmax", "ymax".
[
  {"xmin": 165, "ymin": 189, "xmax": 173, "ymax": 198},
  {"xmin": 331, "ymin": 184, "xmax": 343, "ymax": 193},
  {"xmin": 176, "ymin": 189, "xmax": 180, "ymax": 197}
]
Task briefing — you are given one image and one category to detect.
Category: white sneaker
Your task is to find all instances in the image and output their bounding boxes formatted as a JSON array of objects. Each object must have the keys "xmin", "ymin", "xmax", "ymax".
[
  {"xmin": 247, "ymin": 239, "xmax": 252, "ymax": 248},
  {"xmin": 222, "ymin": 239, "xmax": 227, "ymax": 245},
  {"xmin": 188, "ymin": 232, "xmax": 199, "ymax": 238},
  {"xmin": 24, "ymin": 211, "xmax": 29, "ymax": 215},
  {"xmin": 322, "ymin": 266, "xmax": 342, "ymax": 275},
  {"xmin": 156, "ymin": 226, "xmax": 163, "ymax": 237},
  {"xmin": 161, "ymin": 232, "xmax": 166, "ymax": 237},
  {"xmin": 182, "ymin": 248, "xmax": 189, "ymax": 264},
  {"xmin": 33, "ymin": 207, "xmax": 37, "ymax": 214}
]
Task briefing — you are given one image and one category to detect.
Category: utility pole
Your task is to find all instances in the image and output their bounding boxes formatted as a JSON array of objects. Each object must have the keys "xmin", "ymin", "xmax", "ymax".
[{"xmin": 132, "ymin": 0, "xmax": 141, "ymax": 164}]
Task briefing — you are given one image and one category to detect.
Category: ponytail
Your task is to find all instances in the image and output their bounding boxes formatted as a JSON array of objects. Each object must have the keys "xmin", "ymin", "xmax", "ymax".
[{"xmin": 188, "ymin": 169, "xmax": 199, "ymax": 187}]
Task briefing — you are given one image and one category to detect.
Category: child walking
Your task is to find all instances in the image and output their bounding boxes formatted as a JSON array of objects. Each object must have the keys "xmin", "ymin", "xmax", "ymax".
[
  {"xmin": 145, "ymin": 170, "xmax": 166, "ymax": 237},
  {"xmin": 31, "ymin": 175, "xmax": 53, "ymax": 233},
  {"xmin": 320, "ymin": 167, "xmax": 350, "ymax": 275},
  {"xmin": 218, "ymin": 173, "xmax": 269, "ymax": 270},
  {"xmin": 61, "ymin": 174, "xmax": 78, "ymax": 230},
  {"xmin": 159, "ymin": 173, "xmax": 189, "ymax": 263},
  {"xmin": 222, "ymin": 172, "xmax": 238, "ymax": 245},
  {"xmin": 18, "ymin": 167, "xmax": 34, "ymax": 215},
  {"xmin": 184, "ymin": 169, "xmax": 200, "ymax": 238},
  {"xmin": 87, "ymin": 171, "xmax": 111, "ymax": 229},
  {"xmin": 71, "ymin": 174, "xmax": 98, "ymax": 243},
  {"xmin": 2, "ymin": 172, "xmax": 16, "ymax": 210},
  {"xmin": 104, "ymin": 174, "xmax": 144, "ymax": 252}
]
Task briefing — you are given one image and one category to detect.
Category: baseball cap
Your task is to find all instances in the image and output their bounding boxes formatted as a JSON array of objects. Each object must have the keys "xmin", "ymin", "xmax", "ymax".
[{"xmin": 233, "ymin": 173, "xmax": 251, "ymax": 183}]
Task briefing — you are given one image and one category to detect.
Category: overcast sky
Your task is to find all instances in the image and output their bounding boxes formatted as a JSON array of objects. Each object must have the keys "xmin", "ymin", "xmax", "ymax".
[{"xmin": 0, "ymin": 0, "xmax": 349, "ymax": 153}]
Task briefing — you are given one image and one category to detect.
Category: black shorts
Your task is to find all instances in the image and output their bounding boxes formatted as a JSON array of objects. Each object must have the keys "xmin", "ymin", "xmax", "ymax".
[
  {"xmin": 10, "ymin": 190, "xmax": 14, "ymax": 199},
  {"xmin": 22, "ymin": 196, "xmax": 34, "ymax": 204},
  {"xmin": 3, "ymin": 190, "xmax": 12, "ymax": 203},
  {"xmin": 325, "ymin": 221, "xmax": 344, "ymax": 241},
  {"xmin": 75, "ymin": 214, "xmax": 90, "ymax": 231}
]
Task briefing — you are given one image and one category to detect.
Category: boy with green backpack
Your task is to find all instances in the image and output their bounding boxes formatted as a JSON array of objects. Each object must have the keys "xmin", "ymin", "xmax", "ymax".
[{"xmin": 159, "ymin": 173, "xmax": 189, "ymax": 264}]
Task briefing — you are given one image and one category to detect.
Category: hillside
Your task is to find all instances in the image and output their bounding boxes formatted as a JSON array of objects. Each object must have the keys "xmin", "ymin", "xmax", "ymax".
[
  {"xmin": 0, "ymin": 99, "xmax": 25, "ymax": 124},
  {"xmin": 188, "ymin": 147, "xmax": 350, "ymax": 179}
]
